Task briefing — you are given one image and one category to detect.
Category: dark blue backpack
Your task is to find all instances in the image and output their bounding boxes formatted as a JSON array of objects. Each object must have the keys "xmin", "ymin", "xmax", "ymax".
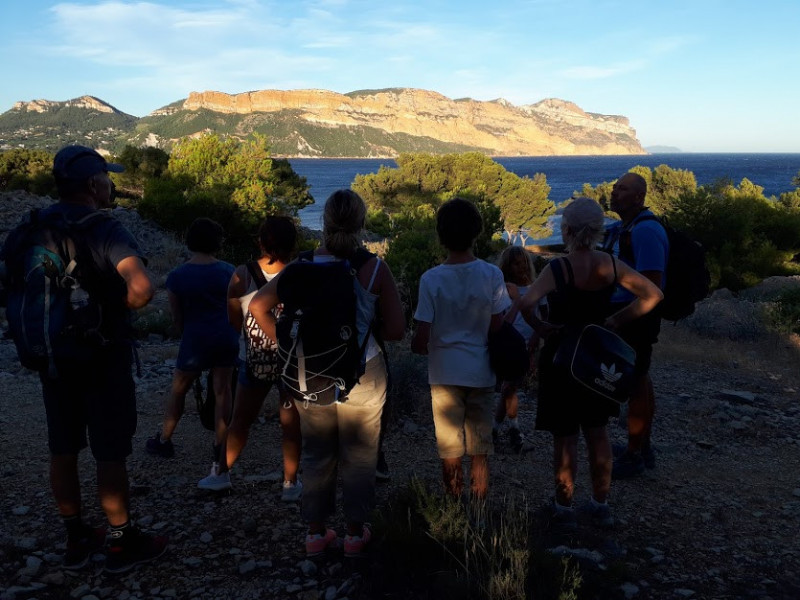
[{"xmin": 1, "ymin": 209, "xmax": 107, "ymax": 377}]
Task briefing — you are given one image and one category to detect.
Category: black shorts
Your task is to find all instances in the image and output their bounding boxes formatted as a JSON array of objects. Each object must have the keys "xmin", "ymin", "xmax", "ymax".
[
  {"xmin": 611, "ymin": 303, "xmax": 661, "ymax": 376},
  {"xmin": 535, "ymin": 339, "xmax": 620, "ymax": 437},
  {"xmin": 40, "ymin": 343, "xmax": 137, "ymax": 461}
]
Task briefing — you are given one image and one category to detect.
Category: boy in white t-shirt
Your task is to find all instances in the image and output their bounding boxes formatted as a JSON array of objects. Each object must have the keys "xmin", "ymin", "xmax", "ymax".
[{"xmin": 411, "ymin": 198, "xmax": 511, "ymax": 500}]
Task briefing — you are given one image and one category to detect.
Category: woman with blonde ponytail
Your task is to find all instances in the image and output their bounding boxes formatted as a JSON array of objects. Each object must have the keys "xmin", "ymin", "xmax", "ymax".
[{"xmin": 248, "ymin": 190, "xmax": 405, "ymax": 558}]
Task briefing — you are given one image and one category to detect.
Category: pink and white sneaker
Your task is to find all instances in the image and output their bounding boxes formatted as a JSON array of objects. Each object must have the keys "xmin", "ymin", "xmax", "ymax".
[
  {"xmin": 305, "ymin": 528, "xmax": 339, "ymax": 557},
  {"xmin": 344, "ymin": 524, "xmax": 372, "ymax": 557}
]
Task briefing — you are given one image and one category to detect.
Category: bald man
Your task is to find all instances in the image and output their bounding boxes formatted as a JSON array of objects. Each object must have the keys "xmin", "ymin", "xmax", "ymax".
[{"xmin": 604, "ymin": 173, "xmax": 669, "ymax": 479}]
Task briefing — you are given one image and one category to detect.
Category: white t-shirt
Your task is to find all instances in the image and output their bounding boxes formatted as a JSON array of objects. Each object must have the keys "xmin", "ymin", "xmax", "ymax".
[
  {"xmin": 414, "ymin": 259, "xmax": 511, "ymax": 387},
  {"xmin": 510, "ymin": 284, "xmax": 547, "ymax": 342}
]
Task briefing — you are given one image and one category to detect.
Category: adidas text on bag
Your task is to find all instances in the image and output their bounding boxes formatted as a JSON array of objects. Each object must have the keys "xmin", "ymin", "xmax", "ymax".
[
  {"xmin": 553, "ymin": 324, "xmax": 637, "ymax": 404},
  {"xmin": 609, "ymin": 214, "xmax": 710, "ymax": 322},
  {"xmin": 1, "ymin": 209, "xmax": 108, "ymax": 377},
  {"xmin": 275, "ymin": 249, "xmax": 374, "ymax": 405}
]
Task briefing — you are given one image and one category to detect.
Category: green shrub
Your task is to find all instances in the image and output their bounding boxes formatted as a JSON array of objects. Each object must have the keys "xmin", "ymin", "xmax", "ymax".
[{"xmin": 136, "ymin": 134, "xmax": 312, "ymax": 265}]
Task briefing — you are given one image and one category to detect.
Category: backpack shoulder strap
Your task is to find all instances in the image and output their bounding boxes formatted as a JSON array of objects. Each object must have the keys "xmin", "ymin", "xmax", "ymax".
[
  {"xmin": 245, "ymin": 260, "xmax": 268, "ymax": 289},
  {"xmin": 628, "ymin": 212, "xmax": 663, "ymax": 232}
]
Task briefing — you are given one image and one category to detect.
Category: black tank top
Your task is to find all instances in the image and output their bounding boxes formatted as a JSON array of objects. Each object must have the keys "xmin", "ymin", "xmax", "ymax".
[{"xmin": 547, "ymin": 256, "xmax": 617, "ymax": 330}]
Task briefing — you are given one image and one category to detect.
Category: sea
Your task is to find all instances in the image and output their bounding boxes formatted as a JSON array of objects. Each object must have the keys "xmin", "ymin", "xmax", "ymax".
[{"xmin": 291, "ymin": 153, "xmax": 800, "ymax": 235}]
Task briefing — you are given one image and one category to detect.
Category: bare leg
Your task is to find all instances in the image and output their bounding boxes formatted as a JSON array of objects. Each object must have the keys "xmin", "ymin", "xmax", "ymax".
[
  {"xmin": 627, "ymin": 374, "xmax": 655, "ymax": 453},
  {"xmin": 211, "ymin": 366, "xmax": 234, "ymax": 448},
  {"xmin": 279, "ymin": 393, "xmax": 301, "ymax": 483},
  {"xmin": 553, "ymin": 434, "xmax": 578, "ymax": 506},
  {"xmin": 160, "ymin": 369, "xmax": 197, "ymax": 440},
  {"xmin": 50, "ymin": 454, "xmax": 81, "ymax": 517},
  {"xmin": 583, "ymin": 426, "xmax": 612, "ymax": 503},
  {"xmin": 497, "ymin": 381, "xmax": 519, "ymax": 422},
  {"xmin": 222, "ymin": 382, "xmax": 266, "ymax": 472},
  {"xmin": 96, "ymin": 460, "xmax": 130, "ymax": 527},
  {"xmin": 441, "ymin": 457, "xmax": 464, "ymax": 498},
  {"xmin": 469, "ymin": 454, "xmax": 489, "ymax": 499}
]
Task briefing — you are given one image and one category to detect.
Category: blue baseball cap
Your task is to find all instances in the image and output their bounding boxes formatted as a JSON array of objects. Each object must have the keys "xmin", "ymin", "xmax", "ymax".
[{"xmin": 53, "ymin": 145, "xmax": 124, "ymax": 181}]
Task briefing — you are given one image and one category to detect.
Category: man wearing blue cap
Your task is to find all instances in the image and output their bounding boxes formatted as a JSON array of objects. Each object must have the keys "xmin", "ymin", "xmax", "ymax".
[{"xmin": 23, "ymin": 145, "xmax": 165, "ymax": 572}]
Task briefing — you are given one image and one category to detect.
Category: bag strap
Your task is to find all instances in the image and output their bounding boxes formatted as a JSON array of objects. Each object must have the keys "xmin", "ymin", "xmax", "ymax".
[
  {"xmin": 245, "ymin": 260, "xmax": 268, "ymax": 289},
  {"xmin": 550, "ymin": 257, "xmax": 573, "ymax": 292}
]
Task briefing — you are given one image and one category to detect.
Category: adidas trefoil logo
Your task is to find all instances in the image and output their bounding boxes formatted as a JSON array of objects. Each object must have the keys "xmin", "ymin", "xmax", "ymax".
[{"xmin": 600, "ymin": 363, "xmax": 622, "ymax": 383}]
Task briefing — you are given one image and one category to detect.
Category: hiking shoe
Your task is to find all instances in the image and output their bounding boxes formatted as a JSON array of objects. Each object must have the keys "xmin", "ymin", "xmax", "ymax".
[
  {"xmin": 64, "ymin": 526, "xmax": 106, "ymax": 570},
  {"xmin": 642, "ymin": 446, "xmax": 656, "ymax": 469},
  {"xmin": 305, "ymin": 528, "xmax": 340, "ymax": 557},
  {"xmin": 105, "ymin": 530, "xmax": 168, "ymax": 574},
  {"xmin": 580, "ymin": 499, "xmax": 615, "ymax": 529},
  {"xmin": 197, "ymin": 463, "xmax": 231, "ymax": 491},
  {"xmin": 550, "ymin": 500, "xmax": 577, "ymax": 531},
  {"xmin": 145, "ymin": 433, "xmax": 174, "ymax": 458},
  {"xmin": 344, "ymin": 524, "xmax": 372, "ymax": 558},
  {"xmin": 508, "ymin": 428, "xmax": 533, "ymax": 454},
  {"xmin": 375, "ymin": 450, "xmax": 390, "ymax": 482},
  {"xmin": 613, "ymin": 443, "xmax": 655, "ymax": 469},
  {"xmin": 612, "ymin": 451, "xmax": 646, "ymax": 479},
  {"xmin": 281, "ymin": 479, "xmax": 303, "ymax": 502}
]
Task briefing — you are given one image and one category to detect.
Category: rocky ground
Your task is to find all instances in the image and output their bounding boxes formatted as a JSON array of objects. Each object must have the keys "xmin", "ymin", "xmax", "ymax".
[{"xmin": 1, "ymin": 192, "xmax": 800, "ymax": 599}]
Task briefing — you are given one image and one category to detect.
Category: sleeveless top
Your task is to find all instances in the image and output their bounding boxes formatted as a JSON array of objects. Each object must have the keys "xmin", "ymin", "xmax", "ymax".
[
  {"xmin": 238, "ymin": 263, "xmax": 278, "ymax": 362},
  {"xmin": 546, "ymin": 256, "xmax": 617, "ymax": 338}
]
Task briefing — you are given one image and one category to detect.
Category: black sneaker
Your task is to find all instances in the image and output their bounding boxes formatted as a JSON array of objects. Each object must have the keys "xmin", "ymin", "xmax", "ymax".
[
  {"xmin": 613, "ymin": 443, "xmax": 655, "ymax": 469},
  {"xmin": 612, "ymin": 451, "xmax": 645, "ymax": 479},
  {"xmin": 105, "ymin": 530, "xmax": 168, "ymax": 574},
  {"xmin": 145, "ymin": 433, "xmax": 174, "ymax": 458},
  {"xmin": 64, "ymin": 526, "xmax": 106, "ymax": 570},
  {"xmin": 642, "ymin": 446, "xmax": 656, "ymax": 469},
  {"xmin": 375, "ymin": 450, "xmax": 390, "ymax": 482}
]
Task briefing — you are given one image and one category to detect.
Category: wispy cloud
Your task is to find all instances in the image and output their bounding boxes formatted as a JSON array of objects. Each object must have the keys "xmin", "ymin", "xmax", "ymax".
[{"xmin": 561, "ymin": 60, "xmax": 646, "ymax": 80}]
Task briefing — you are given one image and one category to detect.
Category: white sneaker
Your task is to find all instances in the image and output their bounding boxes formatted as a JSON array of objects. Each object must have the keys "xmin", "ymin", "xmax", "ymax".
[
  {"xmin": 198, "ymin": 463, "xmax": 231, "ymax": 491},
  {"xmin": 281, "ymin": 479, "xmax": 302, "ymax": 502}
]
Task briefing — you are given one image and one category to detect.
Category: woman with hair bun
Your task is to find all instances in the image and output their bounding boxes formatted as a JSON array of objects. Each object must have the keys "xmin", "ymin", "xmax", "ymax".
[
  {"xmin": 248, "ymin": 190, "xmax": 405, "ymax": 558},
  {"xmin": 515, "ymin": 198, "xmax": 663, "ymax": 529}
]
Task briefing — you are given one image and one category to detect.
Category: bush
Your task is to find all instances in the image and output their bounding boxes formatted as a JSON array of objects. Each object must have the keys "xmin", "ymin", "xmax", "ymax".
[
  {"xmin": 137, "ymin": 134, "xmax": 312, "ymax": 264},
  {"xmin": 0, "ymin": 149, "xmax": 55, "ymax": 194},
  {"xmin": 667, "ymin": 181, "xmax": 800, "ymax": 291}
]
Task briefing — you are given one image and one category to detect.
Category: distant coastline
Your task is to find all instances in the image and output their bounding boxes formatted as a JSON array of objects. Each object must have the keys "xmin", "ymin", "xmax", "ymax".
[{"xmin": 645, "ymin": 145, "xmax": 683, "ymax": 153}]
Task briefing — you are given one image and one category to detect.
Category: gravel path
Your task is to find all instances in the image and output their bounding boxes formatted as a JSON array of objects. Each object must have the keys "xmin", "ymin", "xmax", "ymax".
[{"xmin": 1, "ymin": 191, "xmax": 800, "ymax": 599}]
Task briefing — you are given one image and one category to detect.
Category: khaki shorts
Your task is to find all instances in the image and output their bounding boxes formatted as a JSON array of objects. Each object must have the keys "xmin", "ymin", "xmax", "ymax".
[{"xmin": 430, "ymin": 384, "xmax": 495, "ymax": 459}]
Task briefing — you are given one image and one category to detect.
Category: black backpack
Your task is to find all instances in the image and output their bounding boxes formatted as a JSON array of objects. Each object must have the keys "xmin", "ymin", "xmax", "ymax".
[
  {"xmin": 609, "ymin": 214, "xmax": 710, "ymax": 321},
  {"xmin": 1, "ymin": 209, "xmax": 108, "ymax": 377},
  {"xmin": 275, "ymin": 249, "xmax": 374, "ymax": 405}
]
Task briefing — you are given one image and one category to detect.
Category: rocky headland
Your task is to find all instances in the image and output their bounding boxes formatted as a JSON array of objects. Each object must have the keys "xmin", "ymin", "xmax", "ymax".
[{"xmin": 1, "ymin": 88, "xmax": 644, "ymax": 158}]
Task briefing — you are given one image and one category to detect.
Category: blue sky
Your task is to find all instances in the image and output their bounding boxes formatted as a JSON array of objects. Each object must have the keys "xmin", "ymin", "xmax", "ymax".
[{"xmin": 1, "ymin": 0, "xmax": 797, "ymax": 152}]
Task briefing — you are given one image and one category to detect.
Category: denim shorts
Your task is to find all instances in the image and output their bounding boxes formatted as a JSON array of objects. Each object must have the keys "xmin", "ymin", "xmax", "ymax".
[
  {"xmin": 40, "ymin": 344, "xmax": 137, "ymax": 461},
  {"xmin": 176, "ymin": 331, "xmax": 239, "ymax": 372}
]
